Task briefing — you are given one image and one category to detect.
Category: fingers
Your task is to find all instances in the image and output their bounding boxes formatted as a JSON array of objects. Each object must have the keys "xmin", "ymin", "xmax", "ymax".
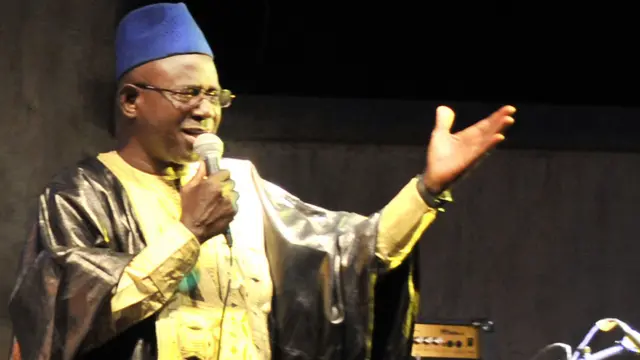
[
  {"xmin": 183, "ymin": 166, "xmax": 230, "ymax": 191},
  {"xmin": 488, "ymin": 105, "xmax": 516, "ymax": 133},
  {"xmin": 433, "ymin": 106, "xmax": 456, "ymax": 134},
  {"xmin": 220, "ymin": 180, "xmax": 237, "ymax": 199},
  {"xmin": 495, "ymin": 105, "xmax": 517, "ymax": 116},
  {"xmin": 210, "ymin": 172, "xmax": 238, "ymax": 211},
  {"xmin": 225, "ymin": 190, "xmax": 240, "ymax": 212},
  {"xmin": 212, "ymin": 214, "xmax": 237, "ymax": 233},
  {"xmin": 225, "ymin": 188, "xmax": 239, "ymax": 202},
  {"xmin": 468, "ymin": 105, "xmax": 516, "ymax": 138},
  {"xmin": 478, "ymin": 133, "xmax": 509, "ymax": 156},
  {"xmin": 208, "ymin": 171, "xmax": 234, "ymax": 196},
  {"xmin": 209, "ymin": 169, "xmax": 231, "ymax": 182},
  {"xmin": 484, "ymin": 133, "xmax": 506, "ymax": 151}
]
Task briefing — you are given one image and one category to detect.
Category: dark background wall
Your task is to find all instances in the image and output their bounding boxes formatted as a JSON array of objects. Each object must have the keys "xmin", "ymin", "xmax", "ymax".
[
  {"xmin": 0, "ymin": 0, "xmax": 119, "ymax": 352},
  {"xmin": 1, "ymin": 0, "xmax": 639, "ymax": 359}
]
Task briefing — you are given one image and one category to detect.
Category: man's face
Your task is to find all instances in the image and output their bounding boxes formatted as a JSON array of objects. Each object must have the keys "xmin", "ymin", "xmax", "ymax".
[{"xmin": 119, "ymin": 54, "xmax": 224, "ymax": 165}]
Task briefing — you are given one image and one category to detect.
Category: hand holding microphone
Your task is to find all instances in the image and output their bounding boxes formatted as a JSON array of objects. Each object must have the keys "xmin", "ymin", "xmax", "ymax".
[{"xmin": 179, "ymin": 134, "xmax": 237, "ymax": 245}]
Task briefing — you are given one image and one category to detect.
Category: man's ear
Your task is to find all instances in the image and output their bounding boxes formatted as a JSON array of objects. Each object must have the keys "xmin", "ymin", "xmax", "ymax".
[{"xmin": 118, "ymin": 84, "xmax": 140, "ymax": 118}]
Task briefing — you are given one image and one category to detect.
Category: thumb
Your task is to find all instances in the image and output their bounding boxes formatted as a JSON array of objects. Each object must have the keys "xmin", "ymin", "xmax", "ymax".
[
  {"xmin": 182, "ymin": 161, "xmax": 207, "ymax": 189},
  {"xmin": 433, "ymin": 106, "xmax": 455, "ymax": 134}
]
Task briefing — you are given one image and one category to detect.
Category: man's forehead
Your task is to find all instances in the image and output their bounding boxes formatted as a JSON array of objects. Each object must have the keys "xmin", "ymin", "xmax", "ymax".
[{"xmin": 142, "ymin": 54, "xmax": 219, "ymax": 86}]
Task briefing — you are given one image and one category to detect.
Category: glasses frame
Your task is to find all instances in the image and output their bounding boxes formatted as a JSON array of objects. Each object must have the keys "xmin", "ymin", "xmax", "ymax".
[{"xmin": 131, "ymin": 83, "xmax": 236, "ymax": 109}]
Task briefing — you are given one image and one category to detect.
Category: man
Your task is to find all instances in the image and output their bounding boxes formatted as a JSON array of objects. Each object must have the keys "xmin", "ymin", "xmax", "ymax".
[{"xmin": 8, "ymin": 3, "xmax": 515, "ymax": 360}]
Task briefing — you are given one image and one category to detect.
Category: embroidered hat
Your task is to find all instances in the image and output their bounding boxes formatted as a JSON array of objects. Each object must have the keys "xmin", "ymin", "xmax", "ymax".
[{"xmin": 115, "ymin": 2, "xmax": 213, "ymax": 79}]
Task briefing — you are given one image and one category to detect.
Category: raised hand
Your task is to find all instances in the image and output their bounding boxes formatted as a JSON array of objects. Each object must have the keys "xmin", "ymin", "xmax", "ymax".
[{"xmin": 423, "ymin": 105, "xmax": 516, "ymax": 193}]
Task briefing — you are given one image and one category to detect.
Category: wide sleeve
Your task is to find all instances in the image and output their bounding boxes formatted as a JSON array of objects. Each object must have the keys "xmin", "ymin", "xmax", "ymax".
[
  {"xmin": 6, "ymin": 160, "xmax": 203, "ymax": 360},
  {"xmin": 109, "ymin": 221, "xmax": 200, "ymax": 329},
  {"xmin": 8, "ymin": 184, "xmax": 135, "ymax": 360},
  {"xmin": 251, "ymin": 163, "xmax": 437, "ymax": 360}
]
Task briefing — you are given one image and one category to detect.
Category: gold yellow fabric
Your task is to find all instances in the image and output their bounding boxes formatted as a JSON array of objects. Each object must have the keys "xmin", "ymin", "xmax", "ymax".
[
  {"xmin": 98, "ymin": 150, "xmax": 437, "ymax": 359},
  {"xmin": 377, "ymin": 178, "xmax": 437, "ymax": 269}
]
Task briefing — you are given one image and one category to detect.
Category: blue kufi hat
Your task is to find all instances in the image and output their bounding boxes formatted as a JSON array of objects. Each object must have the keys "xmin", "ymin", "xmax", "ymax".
[{"xmin": 115, "ymin": 2, "xmax": 213, "ymax": 79}]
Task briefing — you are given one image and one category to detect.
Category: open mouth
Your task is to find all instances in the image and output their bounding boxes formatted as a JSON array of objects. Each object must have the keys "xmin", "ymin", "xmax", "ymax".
[
  {"xmin": 181, "ymin": 128, "xmax": 208, "ymax": 136},
  {"xmin": 181, "ymin": 127, "xmax": 209, "ymax": 145}
]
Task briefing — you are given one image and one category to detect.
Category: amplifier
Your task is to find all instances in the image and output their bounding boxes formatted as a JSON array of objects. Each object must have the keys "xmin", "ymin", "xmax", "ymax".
[{"xmin": 411, "ymin": 319, "xmax": 495, "ymax": 360}]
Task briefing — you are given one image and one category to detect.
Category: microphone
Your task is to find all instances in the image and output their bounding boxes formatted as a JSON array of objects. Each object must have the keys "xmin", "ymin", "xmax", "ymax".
[
  {"xmin": 193, "ymin": 133, "xmax": 234, "ymax": 247},
  {"xmin": 194, "ymin": 133, "xmax": 224, "ymax": 175}
]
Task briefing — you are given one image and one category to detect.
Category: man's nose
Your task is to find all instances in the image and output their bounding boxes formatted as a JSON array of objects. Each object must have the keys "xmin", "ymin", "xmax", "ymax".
[{"xmin": 191, "ymin": 98, "xmax": 216, "ymax": 121}]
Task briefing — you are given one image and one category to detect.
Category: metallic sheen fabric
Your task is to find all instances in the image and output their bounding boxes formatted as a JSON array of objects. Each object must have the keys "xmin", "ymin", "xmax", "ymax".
[{"xmin": 8, "ymin": 157, "xmax": 419, "ymax": 360}]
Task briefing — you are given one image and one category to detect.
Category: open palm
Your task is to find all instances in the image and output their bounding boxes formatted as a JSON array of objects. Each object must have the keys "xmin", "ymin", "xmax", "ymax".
[{"xmin": 423, "ymin": 105, "xmax": 516, "ymax": 193}]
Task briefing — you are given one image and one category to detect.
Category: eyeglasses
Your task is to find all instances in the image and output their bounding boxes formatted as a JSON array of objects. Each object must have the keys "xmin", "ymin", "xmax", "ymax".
[{"xmin": 132, "ymin": 83, "xmax": 235, "ymax": 108}]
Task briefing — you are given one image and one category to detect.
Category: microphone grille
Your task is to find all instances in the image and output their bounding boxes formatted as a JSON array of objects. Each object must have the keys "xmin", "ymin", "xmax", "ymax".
[{"xmin": 194, "ymin": 133, "xmax": 224, "ymax": 158}]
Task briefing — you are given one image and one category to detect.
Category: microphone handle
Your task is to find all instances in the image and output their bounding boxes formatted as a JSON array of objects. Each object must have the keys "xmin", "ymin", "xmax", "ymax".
[
  {"xmin": 204, "ymin": 155, "xmax": 220, "ymax": 175},
  {"xmin": 203, "ymin": 154, "xmax": 234, "ymax": 248}
]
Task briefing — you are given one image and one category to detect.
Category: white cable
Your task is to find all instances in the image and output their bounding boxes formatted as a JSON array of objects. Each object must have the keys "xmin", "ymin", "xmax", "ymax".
[{"xmin": 530, "ymin": 343, "xmax": 573, "ymax": 360}]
